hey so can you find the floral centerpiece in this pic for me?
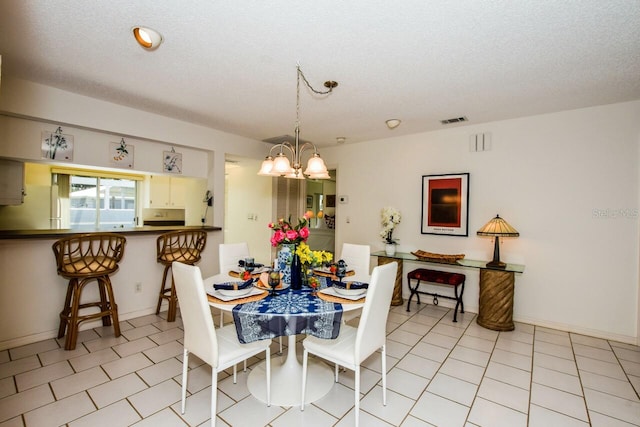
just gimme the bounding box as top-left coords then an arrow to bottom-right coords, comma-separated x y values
268,214 -> 311,247
296,242 -> 333,290
380,207 -> 401,255
268,214 -> 312,289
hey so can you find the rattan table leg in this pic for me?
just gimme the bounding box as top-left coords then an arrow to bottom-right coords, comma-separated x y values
378,256 -> 403,306
477,269 -> 515,331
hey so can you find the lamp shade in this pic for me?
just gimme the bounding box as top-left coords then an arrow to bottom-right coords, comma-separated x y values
477,215 -> 519,237
477,214 -> 519,269
304,153 -> 328,175
272,153 -> 292,175
257,156 -> 275,176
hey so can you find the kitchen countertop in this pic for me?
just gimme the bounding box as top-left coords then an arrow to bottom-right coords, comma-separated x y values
0,225 -> 221,240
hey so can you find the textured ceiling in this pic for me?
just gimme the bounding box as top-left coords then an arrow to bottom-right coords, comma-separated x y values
0,0 -> 639,147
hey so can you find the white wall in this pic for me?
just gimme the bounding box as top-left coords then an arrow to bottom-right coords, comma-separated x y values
323,101 -> 640,343
0,78 -> 274,349
224,157 -> 274,265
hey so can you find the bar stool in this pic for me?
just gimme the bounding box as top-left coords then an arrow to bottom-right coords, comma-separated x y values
53,233 -> 126,350
155,230 -> 207,322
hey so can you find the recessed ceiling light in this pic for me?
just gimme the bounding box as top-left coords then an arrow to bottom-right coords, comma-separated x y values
385,119 -> 401,130
132,26 -> 163,50
336,137 -> 346,144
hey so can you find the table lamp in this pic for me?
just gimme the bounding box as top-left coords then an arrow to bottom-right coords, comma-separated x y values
477,214 -> 519,269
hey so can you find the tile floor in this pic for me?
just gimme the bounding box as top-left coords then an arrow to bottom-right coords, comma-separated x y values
1,303 -> 640,426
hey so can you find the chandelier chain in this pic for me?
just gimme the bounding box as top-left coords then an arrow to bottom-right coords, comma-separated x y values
296,65 -> 335,127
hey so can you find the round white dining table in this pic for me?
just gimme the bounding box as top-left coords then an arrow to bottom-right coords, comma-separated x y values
203,275 -> 365,407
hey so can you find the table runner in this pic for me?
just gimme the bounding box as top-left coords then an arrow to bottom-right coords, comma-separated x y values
232,277 -> 343,343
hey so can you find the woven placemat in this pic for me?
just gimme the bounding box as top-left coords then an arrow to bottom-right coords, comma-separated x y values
207,290 -> 268,305
317,291 -> 365,304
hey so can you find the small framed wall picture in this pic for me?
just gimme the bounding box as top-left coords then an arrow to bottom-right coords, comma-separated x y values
109,138 -> 134,168
421,172 -> 470,236
163,149 -> 182,174
41,127 -> 74,162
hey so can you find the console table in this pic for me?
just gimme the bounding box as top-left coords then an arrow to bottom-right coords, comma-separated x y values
372,251 -> 525,331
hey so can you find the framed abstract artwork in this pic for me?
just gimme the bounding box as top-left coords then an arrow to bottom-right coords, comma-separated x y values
421,173 -> 470,236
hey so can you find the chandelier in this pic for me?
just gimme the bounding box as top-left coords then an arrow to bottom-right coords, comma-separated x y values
258,65 -> 337,179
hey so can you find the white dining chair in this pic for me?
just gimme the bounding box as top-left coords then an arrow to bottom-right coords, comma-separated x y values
300,261 -> 398,426
339,243 -> 371,324
211,242 -> 251,327
339,243 -> 371,282
213,242 -> 283,354
172,261 -> 271,425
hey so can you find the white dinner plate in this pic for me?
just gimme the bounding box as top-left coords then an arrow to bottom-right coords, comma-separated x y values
318,287 -> 366,301
207,287 -> 265,301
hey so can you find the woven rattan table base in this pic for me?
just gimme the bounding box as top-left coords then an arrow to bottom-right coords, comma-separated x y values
377,256 -> 404,306
477,269 -> 515,331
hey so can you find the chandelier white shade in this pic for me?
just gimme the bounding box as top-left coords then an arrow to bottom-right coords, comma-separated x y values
258,65 -> 336,179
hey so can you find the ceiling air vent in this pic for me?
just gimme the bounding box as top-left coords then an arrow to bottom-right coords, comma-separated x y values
441,116 -> 468,125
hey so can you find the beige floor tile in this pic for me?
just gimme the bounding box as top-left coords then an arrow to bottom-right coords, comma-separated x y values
426,372 -> 478,406
484,361 -> 531,390
583,387 -> 640,425
112,337 -> 157,358
39,346 -> 88,366
533,365 -> 582,395
410,391 -> 470,427
396,354 -> 441,380
121,324 -> 162,342
130,407 -> 188,427
0,377 -> 15,400
148,327 -> 184,345
50,366 -> 110,399
439,358 -> 485,384
23,391 -> 94,426
0,356 -> 41,379
534,340 -> 575,360
69,347 -> 120,372
421,332 -> 459,350
536,329 -> 571,345
531,383 -> 588,421
575,355 -> 627,380
142,340 -> 183,364
386,367 -> 430,400
467,397 -> 528,427
533,352 -> 577,375
271,404 -> 339,427
69,399 -> 141,427
217,393 -> 285,427
410,341 -> 452,363
477,377 -> 530,413
580,370 -> 639,401
88,373 -> 148,408
529,404 -> 589,427
457,334 -> 496,353
0,384 -> 54,423
449,345 -> 491,367
492,348 -> 532,371
15,360 -> 73,392
102,352 -> 153,379
8,339 -> 59,360
128,379 -> 182,418
137,357 -> 184,386
360,385 -> 415,426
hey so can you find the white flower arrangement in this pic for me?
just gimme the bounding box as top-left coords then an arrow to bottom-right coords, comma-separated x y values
380,207 -> 401,244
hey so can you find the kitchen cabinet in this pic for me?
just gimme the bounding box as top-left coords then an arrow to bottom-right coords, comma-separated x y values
149,175 -> 186,208
0,159 -> 25,205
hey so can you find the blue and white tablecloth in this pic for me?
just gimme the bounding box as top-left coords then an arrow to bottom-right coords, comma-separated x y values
231,277 -> 343,344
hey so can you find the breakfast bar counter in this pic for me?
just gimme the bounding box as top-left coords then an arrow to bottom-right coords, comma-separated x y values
0,225 -> 221,240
